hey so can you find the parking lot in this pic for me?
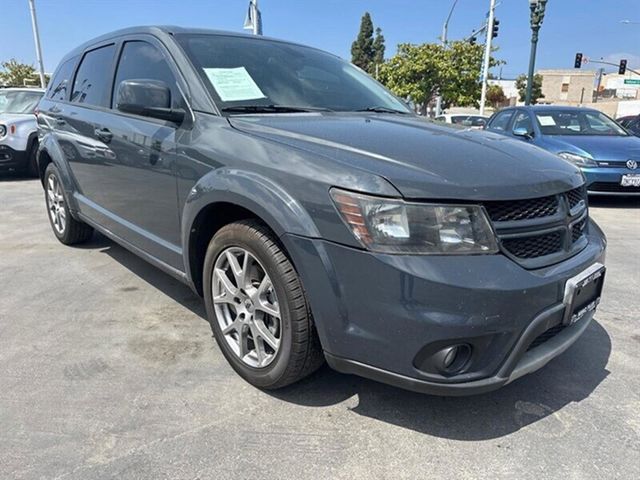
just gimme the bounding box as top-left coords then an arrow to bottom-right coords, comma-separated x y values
0,175 -> 638,480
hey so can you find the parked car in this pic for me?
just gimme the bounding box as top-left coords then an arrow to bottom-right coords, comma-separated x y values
435,113 -> 488,129
617,114 -> 640,136
37,27 -> 606,395
0,87 -> 45,175
486,106 -> 640,195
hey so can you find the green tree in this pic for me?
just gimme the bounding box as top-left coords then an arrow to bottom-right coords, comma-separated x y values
0,59 -> 44,87
486,84 -> 507,109
378,41 -> 500,112
516,74 -> 544,104
351,12 -> 376,73
372,27 -> 386,68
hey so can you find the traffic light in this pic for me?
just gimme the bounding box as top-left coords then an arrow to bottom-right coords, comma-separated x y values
469,36 -> 476,45
574,53 -> 583,69
492,19 -> 500,38
619,59 -> 627,75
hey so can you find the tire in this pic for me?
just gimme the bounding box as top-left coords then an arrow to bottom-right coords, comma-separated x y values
26,139 -> 39,177
203,219 -> 324,389
44,163 -> 93,245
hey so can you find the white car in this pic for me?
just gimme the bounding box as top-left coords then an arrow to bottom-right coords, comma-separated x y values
435,113 -> 489,129
0,87 -> 45,175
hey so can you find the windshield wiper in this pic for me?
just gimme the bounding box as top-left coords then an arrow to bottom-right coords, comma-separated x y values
356,106 -> 409,114
221,105 -> 332,114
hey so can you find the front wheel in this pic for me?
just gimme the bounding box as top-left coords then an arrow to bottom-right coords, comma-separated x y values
203,220 -> 324,389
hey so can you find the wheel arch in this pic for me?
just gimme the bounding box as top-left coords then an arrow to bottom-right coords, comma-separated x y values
37,134 -> 81,214
182,168 -> 320,296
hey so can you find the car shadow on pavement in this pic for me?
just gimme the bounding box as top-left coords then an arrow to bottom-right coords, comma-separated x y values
589,195 -> 640,208
268,321 -> 611,441
79,232 -> 207,320
84,233 -> 611,441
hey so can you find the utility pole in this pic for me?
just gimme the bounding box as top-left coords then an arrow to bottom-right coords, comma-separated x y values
525,0 -> 548,105
435,0 -> 460,117
28,0 -> 46,88
479,0 -> 496,116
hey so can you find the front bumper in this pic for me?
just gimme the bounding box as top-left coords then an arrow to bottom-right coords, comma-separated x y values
0,144 -> 28,171
283,219 -> 606,396
583,166 -> 640,195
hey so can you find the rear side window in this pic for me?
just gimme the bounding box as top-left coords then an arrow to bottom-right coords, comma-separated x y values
47,58 -> 76,101
71,45 -> 116,107
488,110 -> 514,131
112,41 -> 179,108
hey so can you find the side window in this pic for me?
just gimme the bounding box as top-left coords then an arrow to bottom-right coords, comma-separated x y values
47,58 -> 77,101
488,110 -> 514,131
71,44 -> 116,107
112,41 -> 180,109
512,111 -> 533,133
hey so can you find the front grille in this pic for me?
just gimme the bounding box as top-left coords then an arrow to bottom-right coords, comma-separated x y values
571,217 -> 587,243
567,185 -> 586,209
485,186 -> 588,268
485,195 -> 558,222
527,324 -> 567,351
502,231 -> 563,259
588,182 -> 640,193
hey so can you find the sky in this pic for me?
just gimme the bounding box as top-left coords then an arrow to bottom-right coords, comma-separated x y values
1,0 -> 639,79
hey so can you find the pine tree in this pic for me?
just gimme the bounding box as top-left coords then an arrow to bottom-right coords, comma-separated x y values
351,12 -> 375,73
373,27 -> 386,68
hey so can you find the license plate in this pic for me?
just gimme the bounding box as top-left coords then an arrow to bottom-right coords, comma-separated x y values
562,263 -> 606,325
621,174 -> 640,187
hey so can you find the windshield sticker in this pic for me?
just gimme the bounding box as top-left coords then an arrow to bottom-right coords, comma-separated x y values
537,115 -> 556,126
203,67 -> 266,102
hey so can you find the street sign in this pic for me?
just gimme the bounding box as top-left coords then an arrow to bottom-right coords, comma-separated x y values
624,79 -> 640,85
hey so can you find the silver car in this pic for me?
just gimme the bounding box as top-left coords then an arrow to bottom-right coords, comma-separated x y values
0,87 -> 45,175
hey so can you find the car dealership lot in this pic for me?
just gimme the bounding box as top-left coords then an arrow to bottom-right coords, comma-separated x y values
0,176 -> 638,480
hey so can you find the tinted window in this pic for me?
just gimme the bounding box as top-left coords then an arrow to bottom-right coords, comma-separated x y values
47,58 -> 77,101
71,45 -> 116,107
512,111 -> 533,133
112,41 -> 179,108
488,110 -> 514,131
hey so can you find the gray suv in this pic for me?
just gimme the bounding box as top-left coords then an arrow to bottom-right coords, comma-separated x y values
37,27 -> 607,395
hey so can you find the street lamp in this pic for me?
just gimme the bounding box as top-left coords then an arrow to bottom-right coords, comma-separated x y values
435,0 -> 460,117
525,0 -> 548,105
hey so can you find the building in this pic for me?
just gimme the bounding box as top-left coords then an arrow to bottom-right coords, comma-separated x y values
538,69 -> 596,104
488,79 -> 518,103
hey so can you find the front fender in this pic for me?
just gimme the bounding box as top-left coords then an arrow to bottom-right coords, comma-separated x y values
181,167 -> 321,282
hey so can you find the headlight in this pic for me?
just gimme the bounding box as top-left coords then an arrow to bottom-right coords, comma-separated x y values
330,188 -> 498,255
558,152 -> 597,167
0,125 -> 6,137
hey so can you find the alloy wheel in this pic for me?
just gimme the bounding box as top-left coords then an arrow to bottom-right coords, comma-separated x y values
212,247 -> 282,368
47,174 -> 66,234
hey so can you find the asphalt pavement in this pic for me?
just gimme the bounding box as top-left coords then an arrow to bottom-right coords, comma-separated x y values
1,174 -> 638,480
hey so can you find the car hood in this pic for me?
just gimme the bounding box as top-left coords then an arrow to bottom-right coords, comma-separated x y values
229,113 -> 584,200
541,134 -> 640,161
0,113 -> 35,125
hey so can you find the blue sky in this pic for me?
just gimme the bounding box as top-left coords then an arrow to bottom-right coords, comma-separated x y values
1,0 -> 638,78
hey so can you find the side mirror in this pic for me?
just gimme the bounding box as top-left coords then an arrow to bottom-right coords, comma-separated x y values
116,79 -> 185,124
513,127 -> 533,139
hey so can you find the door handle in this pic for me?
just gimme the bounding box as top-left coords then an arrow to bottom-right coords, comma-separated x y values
94,127 -> 113,143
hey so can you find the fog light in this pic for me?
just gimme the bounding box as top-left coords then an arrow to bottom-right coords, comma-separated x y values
433,344 -> 472,374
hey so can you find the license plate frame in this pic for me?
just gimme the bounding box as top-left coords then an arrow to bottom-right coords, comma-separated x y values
621,174 -> 640,187
562,262 -> 606,326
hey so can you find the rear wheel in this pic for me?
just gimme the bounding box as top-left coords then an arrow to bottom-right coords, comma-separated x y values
44,163 -> 93,245
203,220 -> 324,389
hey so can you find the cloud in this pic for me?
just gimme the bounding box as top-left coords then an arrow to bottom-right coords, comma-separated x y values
601,52 -> 640,69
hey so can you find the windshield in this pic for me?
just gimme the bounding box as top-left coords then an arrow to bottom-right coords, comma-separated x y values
0,90 -> 43,114
176,34 -> 411,114
535,110 -> 628,136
